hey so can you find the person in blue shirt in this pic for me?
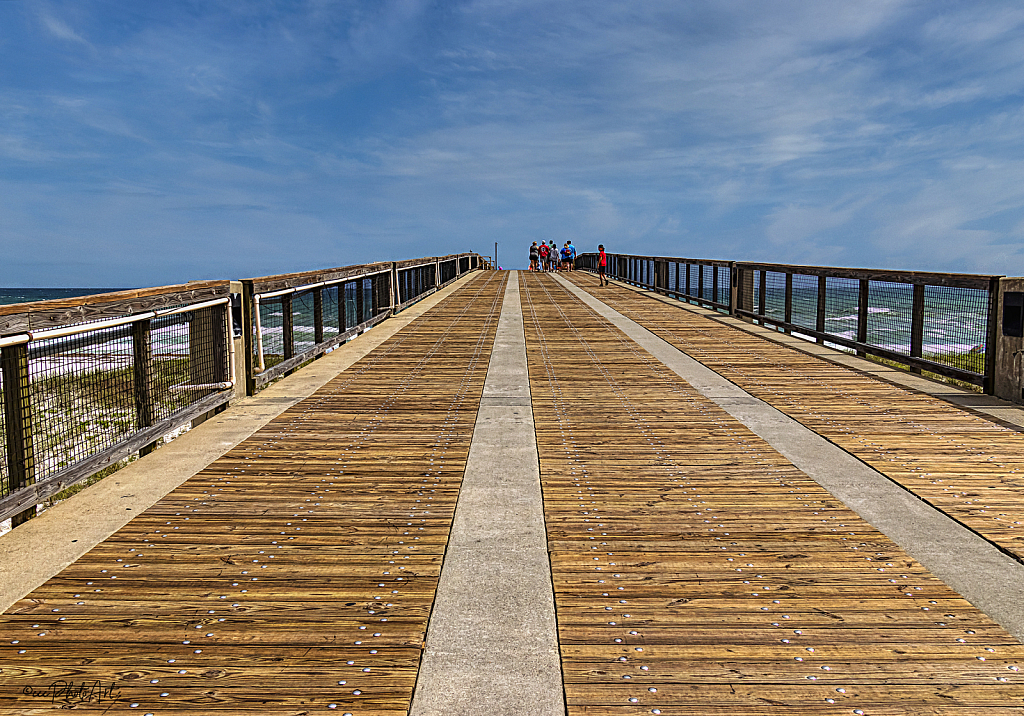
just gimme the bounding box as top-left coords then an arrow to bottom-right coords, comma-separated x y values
559,243 -> 571,270
566,240 -> 576,271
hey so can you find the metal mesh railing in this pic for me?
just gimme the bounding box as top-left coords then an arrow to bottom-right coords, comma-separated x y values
865,281 -> 914,353
343,282 -> 358,328
823,277 -> 860,352
790,274 -> 819,333
292,290 -> 317,357
1,296 -> 232,523
576,252 -> 999,388
922,285 -> 989,373
0,371 -> 6,490
323,285 -> 342,339
243,255 -> 482,391
716,265 -> 732,306
762,271 -> 786,323
151,307 -> 222,421
257,297 -> 286,370
29,326 -> 136,479
397,264 -> 439,307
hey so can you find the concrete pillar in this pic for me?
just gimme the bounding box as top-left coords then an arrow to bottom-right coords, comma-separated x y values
229,281 -> 246,402
994,277 -> 1024,405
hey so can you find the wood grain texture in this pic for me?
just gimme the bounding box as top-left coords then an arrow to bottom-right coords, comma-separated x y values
521,272 -> 1024,715
566,272 -> 1024,565
0,270 -> 508,713
0,282 -> 230,336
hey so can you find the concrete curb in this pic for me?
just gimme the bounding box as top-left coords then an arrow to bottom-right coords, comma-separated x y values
597,275 -> 1024,430
558,273 -> 1024,642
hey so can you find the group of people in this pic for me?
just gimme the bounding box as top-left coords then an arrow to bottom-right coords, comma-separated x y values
529,240 -> 576,272
527,241 -> 610,286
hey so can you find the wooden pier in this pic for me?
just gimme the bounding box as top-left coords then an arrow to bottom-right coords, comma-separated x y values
3,270 -> 1024,714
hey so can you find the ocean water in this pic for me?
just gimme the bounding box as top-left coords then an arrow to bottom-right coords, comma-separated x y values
760,282 -> 989,358
4,279 -> 988,371
1,285 -> 377,368
664,270 -> 989,370
0,288 -> 126,307
257,282 -> 377,359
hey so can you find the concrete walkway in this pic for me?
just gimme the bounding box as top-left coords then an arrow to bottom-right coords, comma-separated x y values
412,273 -> 564,716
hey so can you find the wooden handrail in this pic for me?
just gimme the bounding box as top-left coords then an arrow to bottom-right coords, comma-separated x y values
0,281 -> 230,336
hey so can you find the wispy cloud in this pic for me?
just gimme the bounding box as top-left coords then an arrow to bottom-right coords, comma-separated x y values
38,11 -> 89,45
1,0 -> 1023,285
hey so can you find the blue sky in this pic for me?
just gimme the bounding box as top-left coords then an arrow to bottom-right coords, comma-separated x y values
2,0 -> 1024,285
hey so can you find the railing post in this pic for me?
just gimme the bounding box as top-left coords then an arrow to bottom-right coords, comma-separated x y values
241,280 -> 256,396
856,279 -> 870,355
816,276 -> 827,343
356,278 -> 365,324
757,271 -> 766,319
729,264 -> 738,315
339,282 -> 349,335
281,294 -> 294,361
685,264 -> 691,300
390,262 -> 399,312
219,302 -> 231,383
435,258 -> 441,288
132,319 -> 157,456
784,273 -> 794,332
985,276 -> 1000,395
910,283 -> 925,374
698,265 -> 705,303
2,343 -> 35,527
712,266 -> 719,306
737,265 -> 754,318
313,287 -> 324,346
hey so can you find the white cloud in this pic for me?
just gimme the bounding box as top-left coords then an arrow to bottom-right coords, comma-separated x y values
39,11 -> 88,45
4,0 -> 1024,282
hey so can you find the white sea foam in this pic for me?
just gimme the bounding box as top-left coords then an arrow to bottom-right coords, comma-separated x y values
827,306 -> 893,322
876,342 -> 984,355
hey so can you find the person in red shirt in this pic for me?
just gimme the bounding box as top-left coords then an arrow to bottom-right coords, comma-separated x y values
538,241 -> 549,271
598,244 -> 609,286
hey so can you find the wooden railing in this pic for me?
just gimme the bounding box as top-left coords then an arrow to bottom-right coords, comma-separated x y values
241,253 -> 481,392
0,253 -> 484,530
577,253 -> 1002,392
0,282 -> 233,526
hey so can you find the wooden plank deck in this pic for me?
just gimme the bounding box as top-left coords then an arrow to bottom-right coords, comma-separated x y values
522,273 -> 1024,715
0,271 -> 508,714
563,272 -> 1024,564
2,268 -> 1024,714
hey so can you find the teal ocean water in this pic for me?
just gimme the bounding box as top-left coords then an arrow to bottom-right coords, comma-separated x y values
0,288 -> 125,307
